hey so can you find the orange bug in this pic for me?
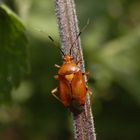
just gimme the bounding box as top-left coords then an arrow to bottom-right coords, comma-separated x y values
51,46 -> 91,114
50,20 -> 91,114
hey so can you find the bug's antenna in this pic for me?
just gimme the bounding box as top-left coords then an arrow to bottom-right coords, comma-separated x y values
27,27 -> 65,56
48,36 -> 65,57
60,49 -> 65,57
69,19 -> 90,55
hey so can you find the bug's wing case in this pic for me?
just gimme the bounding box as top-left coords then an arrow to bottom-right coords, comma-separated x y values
59,76 -> 72,107
71,71 -> 87,105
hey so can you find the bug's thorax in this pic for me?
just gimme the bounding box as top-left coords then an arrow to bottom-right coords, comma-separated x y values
58,55 -> 80,76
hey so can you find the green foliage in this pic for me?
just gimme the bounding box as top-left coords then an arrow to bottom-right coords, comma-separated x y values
0,0 -> 140,140
0,5 -> 29,100
86,26 -> 140,103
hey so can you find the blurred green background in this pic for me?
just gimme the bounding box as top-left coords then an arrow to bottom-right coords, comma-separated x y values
0,0 -> 140,140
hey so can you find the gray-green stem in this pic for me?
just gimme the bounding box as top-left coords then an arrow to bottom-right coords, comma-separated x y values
55,0 -> 96,139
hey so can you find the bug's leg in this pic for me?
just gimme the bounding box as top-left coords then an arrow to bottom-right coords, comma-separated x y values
87,88 -> 92,96
51,87 -> 63,103
54,75 -> 59,80
51,87 -> 58,93
54,64 -> 61,68
85,71 -> 90,81
82,71 -> 89,76
82,71 -> 90,82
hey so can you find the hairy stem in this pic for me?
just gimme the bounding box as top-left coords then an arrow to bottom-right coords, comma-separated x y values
55,0 -> 96,139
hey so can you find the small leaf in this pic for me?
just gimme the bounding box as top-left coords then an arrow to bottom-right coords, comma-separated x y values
0,4 -> 29,100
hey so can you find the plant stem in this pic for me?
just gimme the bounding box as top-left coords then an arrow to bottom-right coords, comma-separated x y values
55,0 -> 96,139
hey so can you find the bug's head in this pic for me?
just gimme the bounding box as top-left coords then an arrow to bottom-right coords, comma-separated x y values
63,55 -> 73,63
